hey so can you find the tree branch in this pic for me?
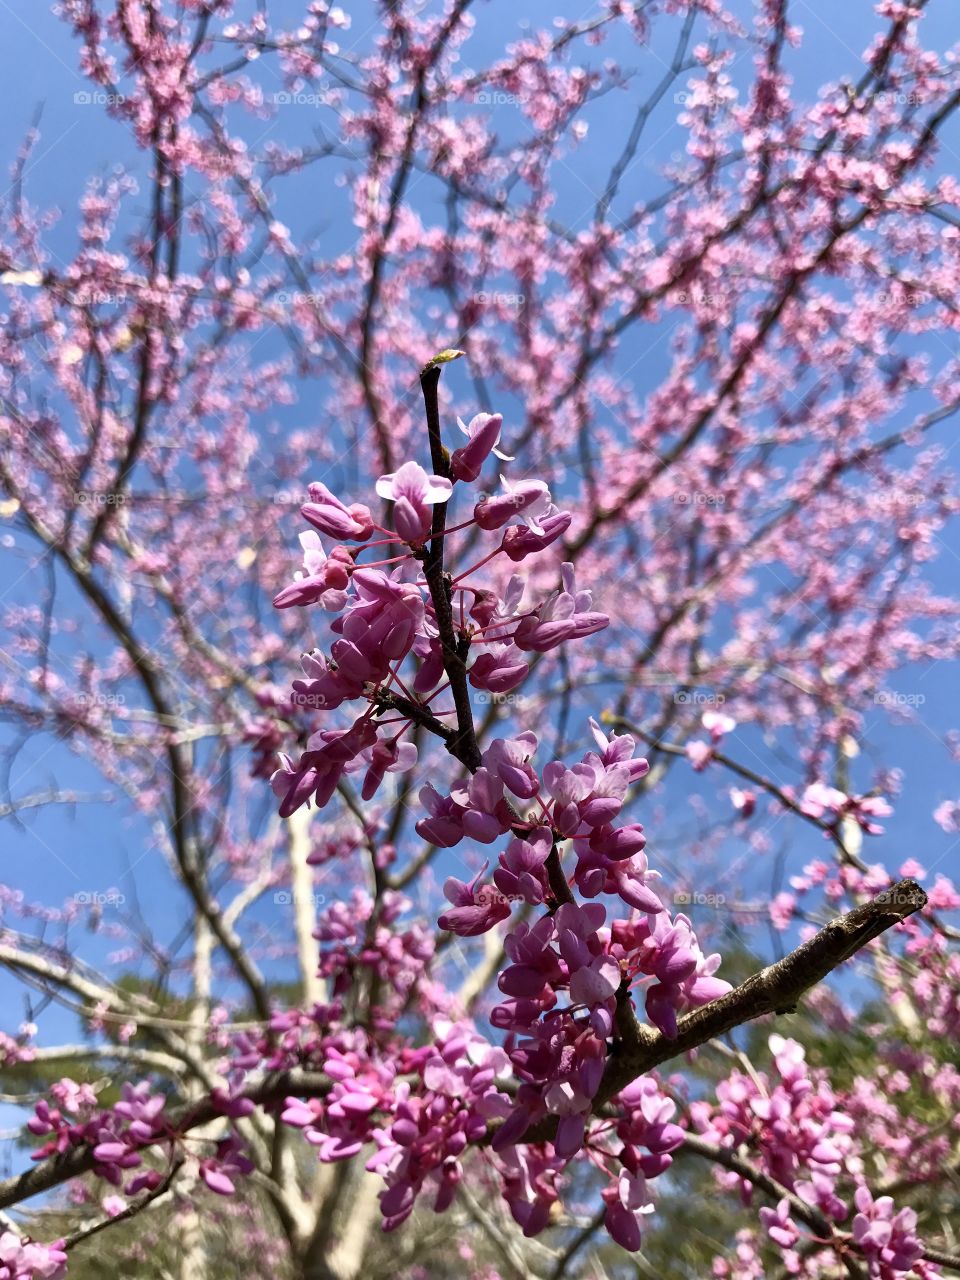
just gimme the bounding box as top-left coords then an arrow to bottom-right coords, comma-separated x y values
496,879 -> 927,1143
418,360 -> 481,771
0,1070 -> 331,1212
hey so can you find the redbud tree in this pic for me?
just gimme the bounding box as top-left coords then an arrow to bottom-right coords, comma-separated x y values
0,2 -> 959,1279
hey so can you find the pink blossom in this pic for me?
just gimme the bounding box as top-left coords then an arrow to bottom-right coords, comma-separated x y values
602,1168 -> 655,1252
494,828 -> 552,905
360,736 -> 418,801
801,782 -> 848,819
301,481 -> 374,541
468,643 -> 529,693
636,912 -> 732,1038
450,412 -> 506,482
770,892 -> 796,931
500,509 -> 572,561
702,710 -> 736,740
933,799 -> 960,833
851,1186 -> 923,1275
375,461 -> 452,544
731,787 -> 757,818
474,477 -> 550,531
0,1233 -> 67,1280
482,733 -> 540,799
199,1135 -> 254,1196
513,564 -> 608,652
686,740 -> 713,771
273,532 -> 352,610
759,1198 -> 800,1251
438,866 -> 511,937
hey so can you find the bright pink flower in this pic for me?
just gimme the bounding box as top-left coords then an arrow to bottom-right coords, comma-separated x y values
199,1134 -> 254,1196
494,828 -> 552,905
474,477 -> 550,531
759,1198 -> 800,1250
468,643 -> 529,692
376,461 -> 452,543
501,508 -> 572,561
360,736 -> 418,801
0,1232 -> 67,1280
301,481 -> 374,540
851,1186 -> 923,1273
800,782 -> 847,819
514,564 -> 609,652
636,912 -> 731,1038
702,710 -> 736,740
770,892 -> 796,931
577,841 -> 664,914
730,787 -> 756,817
933,799 -> 960,833
449,767 -> 513,842
450,411 -> 505,482
615,1077 -> 685,1163
415,783 -> 468,847
686,740 -> 713,771
438,866 -> 511,936
498,916 -> 564,999
273,532 -> 352,610
602,1168 -> 655,1252
272,718 -> 377,816
482,732 -> 540,799
801,783 -> 892,835
851,794 -> 893,835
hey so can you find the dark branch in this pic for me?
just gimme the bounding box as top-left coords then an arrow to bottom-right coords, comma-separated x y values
418,360 -> 482,771
0,1071 -> 330,1212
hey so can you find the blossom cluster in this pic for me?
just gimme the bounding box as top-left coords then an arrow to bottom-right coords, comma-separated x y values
0,1234 -> 67,1280
431,721 -> 658,923
26,1078 -> 251,1201
276,1014 -> 689,1254
269,411 -> 603,819
695,1035 -> 930,1278
265,398 -> 734,1249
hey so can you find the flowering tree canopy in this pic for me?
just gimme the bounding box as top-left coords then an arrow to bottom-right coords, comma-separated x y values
1,1 -> 959,1278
